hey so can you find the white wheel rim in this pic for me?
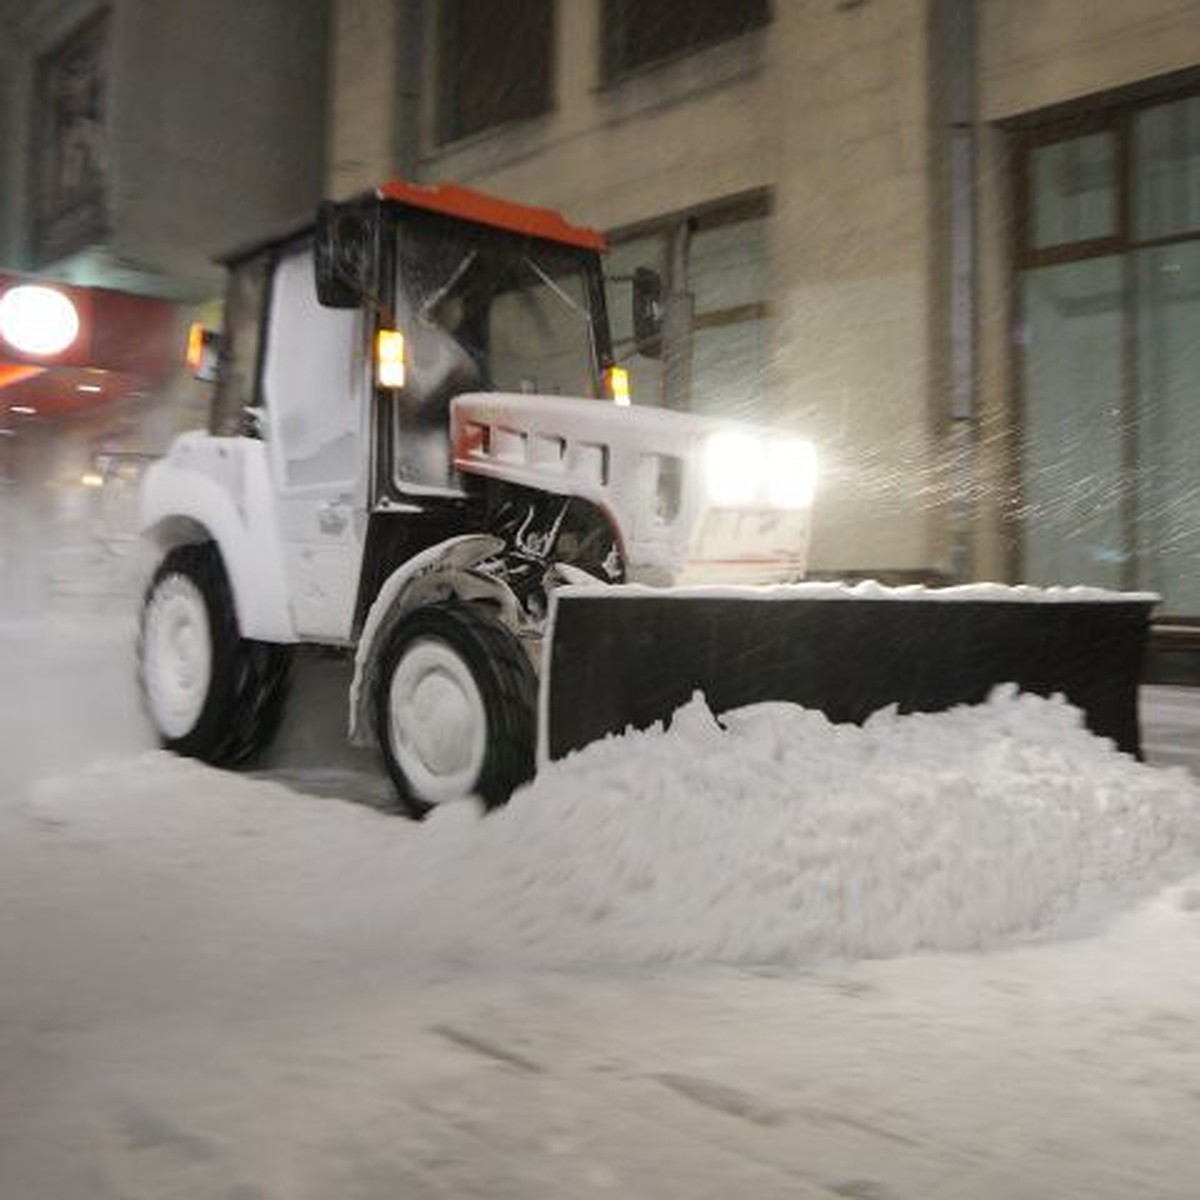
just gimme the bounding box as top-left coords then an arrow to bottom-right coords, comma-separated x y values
387,636 -> 488,805
142,574 -> 213,739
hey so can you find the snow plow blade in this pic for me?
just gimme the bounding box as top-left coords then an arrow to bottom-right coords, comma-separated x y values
542,585 -> 1156,762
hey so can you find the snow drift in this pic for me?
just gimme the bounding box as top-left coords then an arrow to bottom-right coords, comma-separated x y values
24,686 -> 1200,971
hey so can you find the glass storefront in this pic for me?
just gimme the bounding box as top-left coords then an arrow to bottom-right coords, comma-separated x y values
1018,95 -> 1200,614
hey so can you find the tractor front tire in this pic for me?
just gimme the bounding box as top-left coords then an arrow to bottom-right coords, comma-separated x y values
138,543 -> 292,766
376,602 -> 537,819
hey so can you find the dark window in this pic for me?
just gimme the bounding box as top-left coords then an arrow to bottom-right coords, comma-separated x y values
602,0 -> 769,81
211,253 -> 270,437
438,0 -> 554,142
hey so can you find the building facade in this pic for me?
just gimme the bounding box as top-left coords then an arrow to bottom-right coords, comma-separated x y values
977,0 -> 1200,673
1,0 -> 330,296
1,0 -> 329,442
4,0 -> 1197,667
0,0 -> 329,610
324,0 -> 1200,672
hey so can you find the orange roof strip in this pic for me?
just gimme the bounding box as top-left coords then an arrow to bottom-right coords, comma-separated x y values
378,180 -> 607,252
0,364 -> 46,389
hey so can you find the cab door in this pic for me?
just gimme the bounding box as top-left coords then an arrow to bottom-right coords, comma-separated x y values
260,244 -> 368,642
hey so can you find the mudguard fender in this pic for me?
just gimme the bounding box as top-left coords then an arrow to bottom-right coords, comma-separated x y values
139,437 -> 296,642
348,534 -> 517,746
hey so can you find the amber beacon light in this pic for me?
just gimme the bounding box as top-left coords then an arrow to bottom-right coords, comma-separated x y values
376,329 -> 406,388
604,365 -> 631,406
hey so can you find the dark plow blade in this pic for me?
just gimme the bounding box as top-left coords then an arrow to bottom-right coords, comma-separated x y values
544,592 -> 1155,762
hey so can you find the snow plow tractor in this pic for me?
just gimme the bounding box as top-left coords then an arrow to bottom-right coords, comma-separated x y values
137,180 -> 818,815
138,180 -> 1154,817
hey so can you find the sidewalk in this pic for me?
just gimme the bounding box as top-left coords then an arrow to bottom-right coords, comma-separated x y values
1142,684 -> 1200,775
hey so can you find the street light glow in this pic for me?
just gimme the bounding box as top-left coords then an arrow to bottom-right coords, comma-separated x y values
0,285 -> 80,357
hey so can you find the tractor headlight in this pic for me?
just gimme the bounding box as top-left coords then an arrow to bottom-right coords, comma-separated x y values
702,431 -> 817,508
766,437 -> 818,508
702,431 -> 763,507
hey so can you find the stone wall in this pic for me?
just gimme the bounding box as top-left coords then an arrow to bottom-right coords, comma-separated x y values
769,0 -> 939,574
326,0 -> 944,577
979,0 -> 1200,121
1,0 -> 330,297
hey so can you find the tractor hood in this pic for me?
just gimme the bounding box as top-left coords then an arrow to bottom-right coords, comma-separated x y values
450,392 -> 818,586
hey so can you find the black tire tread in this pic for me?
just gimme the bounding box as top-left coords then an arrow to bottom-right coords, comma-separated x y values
138,543 -> 292,767
376,601 -> 536,817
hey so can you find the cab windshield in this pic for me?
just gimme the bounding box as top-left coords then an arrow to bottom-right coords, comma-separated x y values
392,207 -> 607,404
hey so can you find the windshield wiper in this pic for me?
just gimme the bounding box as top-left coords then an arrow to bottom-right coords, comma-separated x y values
419,249 -> 479,320
522,254 -> 600,389
524,255 -> 588,320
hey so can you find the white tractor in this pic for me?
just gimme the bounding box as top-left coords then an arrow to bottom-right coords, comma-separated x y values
137,181 -> 817,816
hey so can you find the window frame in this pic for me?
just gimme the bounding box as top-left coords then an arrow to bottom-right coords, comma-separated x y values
605,191 -> 772,411
1014,89 -> 1200,269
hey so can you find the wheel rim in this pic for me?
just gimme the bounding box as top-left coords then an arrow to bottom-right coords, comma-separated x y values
387,636 -> 488,805
142,573 -> 213,739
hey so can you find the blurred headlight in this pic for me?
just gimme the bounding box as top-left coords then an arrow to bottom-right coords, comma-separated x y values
702,431 -> 764,507
767,437 -> 818,508
702,430 -> 818,508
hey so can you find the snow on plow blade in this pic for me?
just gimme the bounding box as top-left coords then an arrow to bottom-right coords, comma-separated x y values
542,584 -> 1156,762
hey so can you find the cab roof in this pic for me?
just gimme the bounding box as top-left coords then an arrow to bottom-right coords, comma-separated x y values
376,179 -> 607,253
218,179 -> 608,266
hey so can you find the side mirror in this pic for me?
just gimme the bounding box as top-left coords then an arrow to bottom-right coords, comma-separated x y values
314,201 -> 370,308
632,266 -> 663,359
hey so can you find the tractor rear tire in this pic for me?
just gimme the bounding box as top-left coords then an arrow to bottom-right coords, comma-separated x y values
138,543 -> 292,766
376,601 -> 537,819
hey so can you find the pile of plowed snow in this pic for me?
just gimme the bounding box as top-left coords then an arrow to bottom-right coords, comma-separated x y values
421,688 -> 1200,965
25,689 -> 1200,969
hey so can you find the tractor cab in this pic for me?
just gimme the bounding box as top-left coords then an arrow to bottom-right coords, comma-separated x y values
186,180 -> 661,646
210,181 -> 628,495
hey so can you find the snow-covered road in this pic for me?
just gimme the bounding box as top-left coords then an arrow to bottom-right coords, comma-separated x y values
2,609 -> 1199,1199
